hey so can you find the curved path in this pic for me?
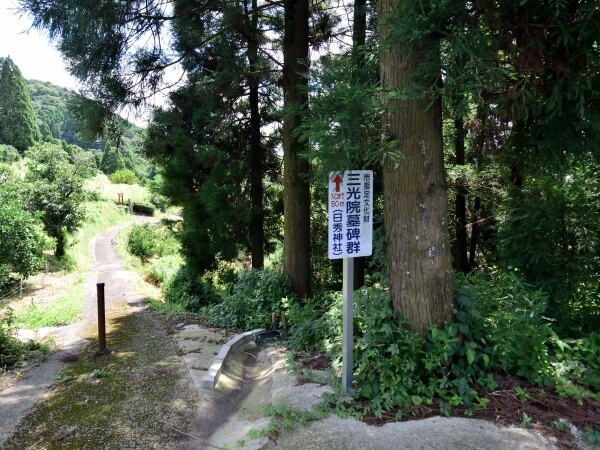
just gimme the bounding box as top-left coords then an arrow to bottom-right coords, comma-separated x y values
0,220 -> 161,445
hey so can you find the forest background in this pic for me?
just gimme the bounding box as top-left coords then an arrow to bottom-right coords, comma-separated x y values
0,0 -> 599,442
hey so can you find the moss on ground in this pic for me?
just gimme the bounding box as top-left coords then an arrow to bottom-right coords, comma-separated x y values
2,307 -> 197,449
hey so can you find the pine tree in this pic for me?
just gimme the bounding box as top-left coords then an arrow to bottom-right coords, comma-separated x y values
20,0 -> 283,276
0,57 -> 41,152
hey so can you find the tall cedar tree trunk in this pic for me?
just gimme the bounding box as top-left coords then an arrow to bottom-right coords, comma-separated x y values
247,0 -> 264,268
352,0 -> 367,65
454,116 -> 470,273
283,0 -> 311,297
352,0 -> 368,289
379,0 -> 454,335
469,106 -> 486,268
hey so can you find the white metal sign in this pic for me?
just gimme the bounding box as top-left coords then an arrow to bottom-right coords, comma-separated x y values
328,170 -> 373,259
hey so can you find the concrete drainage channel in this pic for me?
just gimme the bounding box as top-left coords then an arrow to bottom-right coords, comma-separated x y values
202,328 -> 266,389
171,325 -> 561,450
173,325 -> 286,394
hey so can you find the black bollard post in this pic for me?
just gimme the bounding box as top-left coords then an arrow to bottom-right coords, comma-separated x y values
97,282 -> 106,353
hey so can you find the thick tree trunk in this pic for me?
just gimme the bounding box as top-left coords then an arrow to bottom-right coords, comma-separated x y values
352,0 -> 367,66
283,0 -> 311,297
352,0 -> 368,289
453,116 -> 470,273
379,0 -> 454,335
248,0 -> 264,269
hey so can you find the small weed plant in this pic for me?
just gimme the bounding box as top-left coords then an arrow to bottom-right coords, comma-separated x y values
0,307 -> 49,369
285,292 -> 342,356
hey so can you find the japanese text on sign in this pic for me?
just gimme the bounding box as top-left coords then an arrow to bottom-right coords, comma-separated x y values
328,170 -> 373,259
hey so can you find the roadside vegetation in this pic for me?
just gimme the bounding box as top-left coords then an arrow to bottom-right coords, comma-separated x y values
0,169 -> 161,370
0,56 -> 161,371
121,215 -> 600,445
1,0 -> 600,446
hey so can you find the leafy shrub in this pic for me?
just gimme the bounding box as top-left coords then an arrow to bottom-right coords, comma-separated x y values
497,159 -> 600,333
0,308 -> 24,369
0,190 -> 46,289
163,267 -> 218,312
353,287 -> 429,411
146,254 -> 183,287
110,168 -> 138,185
147,174 -> 171,212
127,225 -> 156,262
459,270 -> 557,384
201,269 -> 294,330
286,293 -> 342,357
351,285 -> 496,415
0,144 -> 20,163
552,332 -> 600,391
148,191 -> 170,212
127,222 -> 179,262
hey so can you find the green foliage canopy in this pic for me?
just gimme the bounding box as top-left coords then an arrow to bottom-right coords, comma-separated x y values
0,57 -> 41,152
22,142 -> 86,257
110,168 -> 138,185
0,166 -> 46,287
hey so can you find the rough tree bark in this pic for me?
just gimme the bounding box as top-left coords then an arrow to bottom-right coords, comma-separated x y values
283,0 -> 311,297
247,0 -> 264,269
379,0 -> 454,335
352,0 -> 368,289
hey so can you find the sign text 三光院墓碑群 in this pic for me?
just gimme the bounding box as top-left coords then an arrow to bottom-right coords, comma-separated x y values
328,170 -> 373,259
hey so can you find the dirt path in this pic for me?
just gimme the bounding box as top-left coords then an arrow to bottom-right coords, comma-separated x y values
0,222 -> 200,449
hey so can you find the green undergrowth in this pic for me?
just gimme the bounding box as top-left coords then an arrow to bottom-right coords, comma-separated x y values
3,311 -> 196,449
236,405 -> 328,449
303,273 -> 600,444
120,221 -> 297,330
0,308 -> 50,370
117,222 -> 600,442
12,278 -> 86,329
198,268 -> 294,330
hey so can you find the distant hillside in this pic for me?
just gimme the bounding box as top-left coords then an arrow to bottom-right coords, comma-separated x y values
26,79 -> 102,150
25,79 -> 152,180
0,55 -> 152,180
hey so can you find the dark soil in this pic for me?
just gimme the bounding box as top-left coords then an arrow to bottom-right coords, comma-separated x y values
355,375 -> 600,450
295,351 -> 331,371
293,351 -> 599,449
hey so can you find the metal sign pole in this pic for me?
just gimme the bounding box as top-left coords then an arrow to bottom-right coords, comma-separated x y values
342,257 -> 354,392
328,170 -> 372,392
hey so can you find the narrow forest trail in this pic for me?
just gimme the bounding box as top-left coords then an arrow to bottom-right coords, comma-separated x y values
0,219 -> 200,448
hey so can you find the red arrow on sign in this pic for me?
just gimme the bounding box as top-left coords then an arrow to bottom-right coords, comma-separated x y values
332,174 -> 343,192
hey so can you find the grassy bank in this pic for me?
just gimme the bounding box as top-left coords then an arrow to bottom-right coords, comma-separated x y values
8,174 -> 150,330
